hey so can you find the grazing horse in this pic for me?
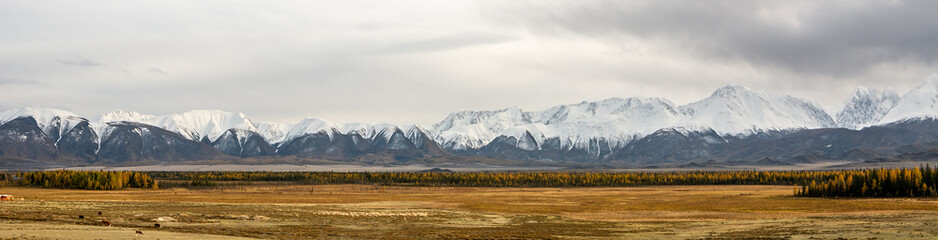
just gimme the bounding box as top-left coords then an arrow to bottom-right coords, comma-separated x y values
154,223 -> 161,228
101,219 -> 111,226
78,215 -> 84,219
135,230 -> 144,236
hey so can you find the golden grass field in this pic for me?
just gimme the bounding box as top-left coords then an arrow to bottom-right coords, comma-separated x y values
1,184 -> 938,239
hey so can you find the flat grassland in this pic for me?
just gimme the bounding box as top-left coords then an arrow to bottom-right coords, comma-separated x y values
1,185 -> 938,239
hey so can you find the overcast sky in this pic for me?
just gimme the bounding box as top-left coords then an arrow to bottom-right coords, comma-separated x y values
1,0 -> 936,124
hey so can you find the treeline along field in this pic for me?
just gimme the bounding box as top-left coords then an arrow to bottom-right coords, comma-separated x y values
146,167 -> 938,197
797,167 -> 938,197
4,168 -> 938,197
148,171 -> 833,187
1,170 -> 157,190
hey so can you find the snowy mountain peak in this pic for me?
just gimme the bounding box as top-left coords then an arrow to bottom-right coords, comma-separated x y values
278,118 -> 413,144
678,85 -> 835,135
432,107 -> 533,150
94,109 -> 267,143
98,110 -> 154,123
343,123 -> 399,140
925,73 -> 938,86
282,118 -> 339,142
433,96 -> 687,152
836,87 -> 899,129
711,84 -> 755,97
878,73 -> 938,124
443,107 -> 527,121
146,109 -> 258,141
0,107 -> 89,141
853,86 -> 872,95
0,107 -> 84,125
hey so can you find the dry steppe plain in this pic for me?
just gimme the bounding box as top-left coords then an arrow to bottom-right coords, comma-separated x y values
1,184 -> 938,239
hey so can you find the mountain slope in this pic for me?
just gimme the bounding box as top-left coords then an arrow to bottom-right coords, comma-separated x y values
95,122 -> 232,163
0,116 -> 62,162
432,107 -> 531,151
277,119 -> 446,161
256,122 -> 291,144
98,110 -> 154,123
432,98 -> 684,153
144,110 -> 259,142
836,87 -> 900,129
678,85 -> 836,135
100,109 -> 261,143
433,85 -> 837,161
0,107 -> 91,145
879,74 -> 938,124
98,109 -> 279,157
530,97 -> 682,150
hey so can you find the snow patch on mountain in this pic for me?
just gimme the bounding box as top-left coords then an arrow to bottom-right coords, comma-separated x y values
98,110 -> 154,123
140,110 -> 258,142
404,125 -> 436,147
432,107 -> 531,151
499,127 -> 543,151
255,122 -> 291,144
282,118 -> 340,141
279,118 -> 423,145
530,97 -> 681,149
343,123 -> 399,140
879,74 -> 938,124
678,85 -> 836,135
836,87 -> 900,129
0,107 -> 89,142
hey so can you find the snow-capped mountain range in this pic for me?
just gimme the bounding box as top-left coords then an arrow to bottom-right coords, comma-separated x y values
431,84 -> 838,153
3,73 -> 938,165
98,109 -> 261,143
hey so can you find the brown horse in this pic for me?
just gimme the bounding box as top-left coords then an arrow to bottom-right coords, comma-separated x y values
101,219 -> 111,226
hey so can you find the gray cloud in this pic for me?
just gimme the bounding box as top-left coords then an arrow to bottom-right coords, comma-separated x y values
147,68 -> 168,75
0,1 -> 934,124
486,0 -> 938,77
58,58 -> 102,67
376,33 -> 517,55
0,76 -> 43,85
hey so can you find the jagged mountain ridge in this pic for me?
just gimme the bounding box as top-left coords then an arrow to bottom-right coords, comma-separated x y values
836,87 -> 900,130
99,109 -> 259,143
433,85 -> 836,158
1,108 -> 447,164
0,107 -> 91,147
879,74 -> 938,124
4,74 -> 938,166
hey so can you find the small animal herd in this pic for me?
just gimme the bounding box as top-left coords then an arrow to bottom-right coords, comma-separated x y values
76,211 -> 160,237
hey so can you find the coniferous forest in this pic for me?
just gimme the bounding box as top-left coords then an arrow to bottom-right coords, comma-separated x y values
796,167 -> 938,197
2,170 -> 157,190
3,167 -> 938,197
